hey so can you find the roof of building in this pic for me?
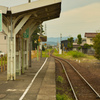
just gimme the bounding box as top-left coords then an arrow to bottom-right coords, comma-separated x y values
85,33 -> 98,38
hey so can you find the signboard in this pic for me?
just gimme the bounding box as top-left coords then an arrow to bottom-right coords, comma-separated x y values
44,43 -> 47,48
0,10 -> 2,32
23,28 -> 29,38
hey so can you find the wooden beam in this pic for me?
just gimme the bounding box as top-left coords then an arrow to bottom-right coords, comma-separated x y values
2,23 -> 8,35
19,19 -> 35,35
14,15 -> 31,35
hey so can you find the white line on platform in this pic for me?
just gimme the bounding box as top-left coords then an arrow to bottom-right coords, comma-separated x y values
19,58 -> 48,100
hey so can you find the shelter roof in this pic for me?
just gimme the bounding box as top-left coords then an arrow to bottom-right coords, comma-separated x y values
0,5 -> 8,14
10,0 -> 61,14
1,0 -> 61,20
1,0 -> 61,27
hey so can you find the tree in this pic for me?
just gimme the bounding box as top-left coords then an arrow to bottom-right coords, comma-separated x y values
67,37 -> 73,50
31,24 -> 44,50
93,33 -> 100,60
77,34 -> 82,50
84,43 -> 90,49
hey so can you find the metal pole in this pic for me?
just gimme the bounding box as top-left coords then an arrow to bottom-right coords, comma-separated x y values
37,46 -> 39,61
40,24 -> 42,58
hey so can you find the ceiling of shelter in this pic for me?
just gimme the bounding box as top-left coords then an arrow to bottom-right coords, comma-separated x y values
1,0 -> 61,35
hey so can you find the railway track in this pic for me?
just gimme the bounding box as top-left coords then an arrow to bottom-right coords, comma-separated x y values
53,56 -> 100,100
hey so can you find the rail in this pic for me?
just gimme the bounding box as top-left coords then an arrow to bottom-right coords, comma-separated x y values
53,55 -> 100,99
55,58 -> 78,100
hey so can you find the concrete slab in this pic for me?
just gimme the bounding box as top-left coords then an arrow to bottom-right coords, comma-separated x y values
36,57 -> 56,100
0,57 -> 56,100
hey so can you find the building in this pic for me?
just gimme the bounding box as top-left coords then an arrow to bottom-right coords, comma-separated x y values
85,33 -> 98,45
61,40 -> 68,51
0,32 -> 7,54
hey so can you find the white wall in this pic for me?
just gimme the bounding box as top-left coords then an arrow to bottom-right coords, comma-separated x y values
86,37 -> 93,45
0,32 -> 7,54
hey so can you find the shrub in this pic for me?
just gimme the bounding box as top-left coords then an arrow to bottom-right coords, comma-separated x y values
57,76 -> 63,83
67,51 -> 85,58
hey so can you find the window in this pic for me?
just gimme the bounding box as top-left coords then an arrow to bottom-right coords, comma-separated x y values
90,39 -> 93,43
4,36 -> 6,40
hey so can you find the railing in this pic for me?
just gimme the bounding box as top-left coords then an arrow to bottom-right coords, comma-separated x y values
0,55 -> 7,72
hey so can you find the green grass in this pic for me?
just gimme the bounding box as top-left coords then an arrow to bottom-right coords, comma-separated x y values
57,76 -> 63,83
0,56 -> 7,66
0,61 -> 7,66
42,50 -> 49,57
53,49 -> 97,62
42,49 -> 53,57
56,87 -> 64,91
67,51 -> 85,58
56,93 -> 73,100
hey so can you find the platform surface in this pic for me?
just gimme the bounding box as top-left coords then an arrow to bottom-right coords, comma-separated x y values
0,57 -> 56,100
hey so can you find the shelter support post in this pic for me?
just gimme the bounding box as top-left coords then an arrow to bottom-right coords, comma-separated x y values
7,33 -> 16,80
28,23 -> 39,67
16,37 -> 21,75
26,39 -> 29,69
29,38 -> 32,67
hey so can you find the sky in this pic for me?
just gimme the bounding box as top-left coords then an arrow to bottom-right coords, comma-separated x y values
0,0 -> 100,38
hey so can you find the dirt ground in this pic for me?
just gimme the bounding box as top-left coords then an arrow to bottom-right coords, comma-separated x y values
68,59 -> 100,93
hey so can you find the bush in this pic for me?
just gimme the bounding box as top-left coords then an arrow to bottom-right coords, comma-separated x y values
0,55 -> 7,61
78,46 -> 81,50
67,51 -> 85,58
57,76 -> 63,83
84,43 -> 91,49
54,49 -> 58,53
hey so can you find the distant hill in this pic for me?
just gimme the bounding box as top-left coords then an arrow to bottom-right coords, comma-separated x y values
43,37 -> 76,46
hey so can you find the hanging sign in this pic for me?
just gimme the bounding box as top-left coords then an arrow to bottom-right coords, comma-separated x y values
0,10 -> 2,32
23,28 -> 29,38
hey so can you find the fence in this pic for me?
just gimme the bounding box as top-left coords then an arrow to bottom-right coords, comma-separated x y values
0,51 -> 37,73
0,55 -> 7,72
31,50 -> 37,59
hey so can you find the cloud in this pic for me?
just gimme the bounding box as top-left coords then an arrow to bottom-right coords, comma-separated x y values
45,3 -> 100,37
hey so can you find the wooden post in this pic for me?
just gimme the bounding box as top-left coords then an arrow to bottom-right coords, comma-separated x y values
49,49 -> 50,57
4,55 -> 5,71
1,55 -> 3,72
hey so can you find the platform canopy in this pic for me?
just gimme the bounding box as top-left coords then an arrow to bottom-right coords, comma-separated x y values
0,0 -> 61,80
2,0 -> 61,25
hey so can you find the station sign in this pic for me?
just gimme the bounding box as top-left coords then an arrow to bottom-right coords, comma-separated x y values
23,28 -> 29,38
0,10 -> 2,32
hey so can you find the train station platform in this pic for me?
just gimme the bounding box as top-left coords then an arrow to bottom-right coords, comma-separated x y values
0,57 -> 56,100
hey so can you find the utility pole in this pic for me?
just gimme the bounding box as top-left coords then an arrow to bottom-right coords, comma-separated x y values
28,0 -> 31,3
60,33 -> 62,45
59,33 -> 62,54
40,24 -> 42,58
